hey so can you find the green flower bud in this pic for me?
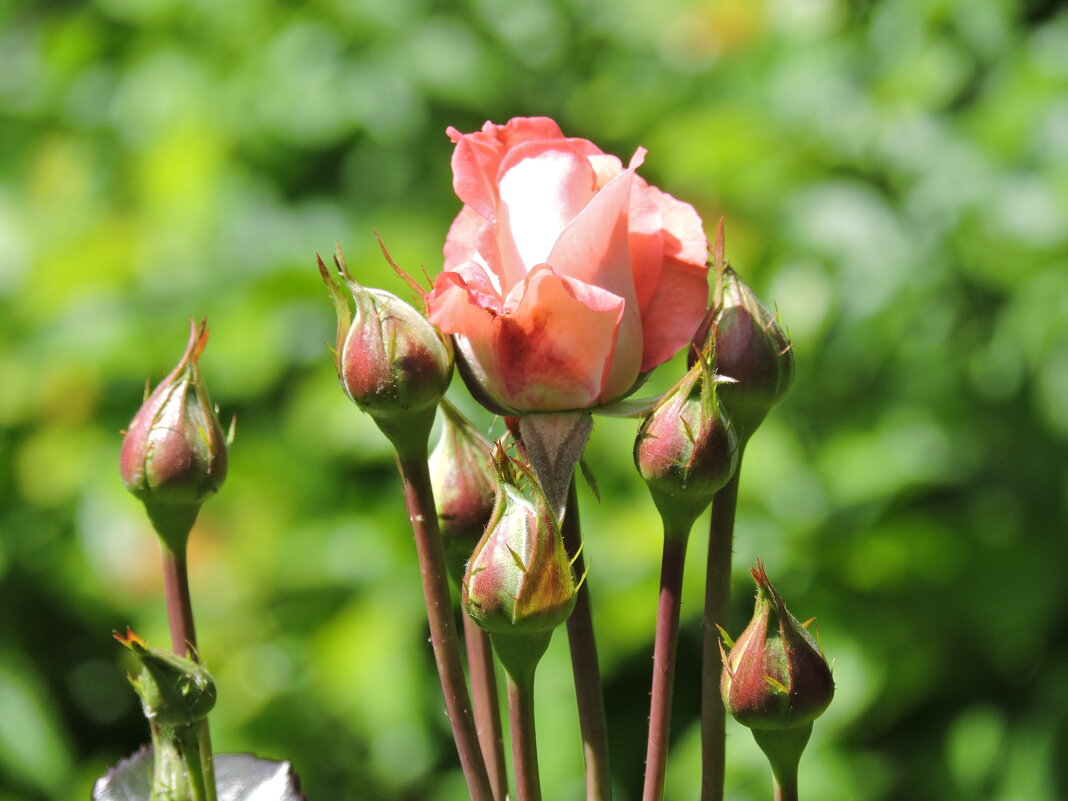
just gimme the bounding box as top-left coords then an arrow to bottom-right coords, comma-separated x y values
721,562 -> 833,732
635,355 -> 739,532
119,320 -> 228,549
704,268 -> 794,443
429,401 -> 497,585
463,462 -> 577,639
115,629 -> 217,730
319,247 -> 453,424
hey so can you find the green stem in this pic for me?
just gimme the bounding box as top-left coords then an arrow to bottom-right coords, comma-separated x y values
197,724 -> 217,801
751,725 -> 809,801
506,672 -> 542,801
774,776 -> 800,801
149,722 -> 189,801
700,456 -> 743,801
641,528 -> 690,801
175,723 -> 216,801
395,449 -> 494,801
561,479 -> 612,801
463,615 -> 510,801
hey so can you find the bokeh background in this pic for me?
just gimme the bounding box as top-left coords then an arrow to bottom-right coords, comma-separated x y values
3,0 -> 1068,799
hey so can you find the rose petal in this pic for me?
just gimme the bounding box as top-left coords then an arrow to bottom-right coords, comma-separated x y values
430,265 -> 627,411
645,184 -> 707,266
638,255 -> 711,372
545,164 -> 644,400
444,205 -> 485,272
497,141 -> 601,274
628,174 -> 666,315
447,118 -> 569,220
492,266 -> 626,410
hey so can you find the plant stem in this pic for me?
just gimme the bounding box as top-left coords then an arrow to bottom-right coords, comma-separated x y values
751,725 -> 809,801
160,544 -> 198,657
507,672 -> 542,801
561,479 -> 613,801
149,722 -> 190,801
700,461 -> 743,801
641,529 -> 690,801
177,725 -> 213,801
197,723 -> 217,801
395,450 -> 494,801
463,615 -> 509,801
774,777 -> 799,801
157,527 -> 218,801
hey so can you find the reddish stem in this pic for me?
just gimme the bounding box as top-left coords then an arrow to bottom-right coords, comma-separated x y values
642,531 -> 689,801
160,544 -> 197,657
561,480 -> 613,801
700,466 -> 742,801
463,615 -> 509,801
396,452 -> 494,801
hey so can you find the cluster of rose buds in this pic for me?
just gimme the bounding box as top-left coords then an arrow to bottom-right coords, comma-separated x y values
109,116 -> 832,801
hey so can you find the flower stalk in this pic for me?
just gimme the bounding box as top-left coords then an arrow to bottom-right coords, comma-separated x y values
395,448 -> 496,801
699,464 -> 742,801
463,615 -> 510,801
320,245 -> 493,801
561,478 -> 612,801
641,528 -> 688,801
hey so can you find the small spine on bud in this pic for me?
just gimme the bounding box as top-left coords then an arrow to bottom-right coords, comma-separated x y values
462,454 -> 577,681
319,245 -> 453,455
697,265 -> 794,445
429,401 -> 497,585
634,353 -> 739,533
119,320 -> 229,549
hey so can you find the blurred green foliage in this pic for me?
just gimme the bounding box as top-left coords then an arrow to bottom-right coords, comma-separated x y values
1,0 -> 1067,799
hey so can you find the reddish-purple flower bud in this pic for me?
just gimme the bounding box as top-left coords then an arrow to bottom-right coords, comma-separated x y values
634,355 -> 739,531
462,459 -> 577,640
429,402 -> 497,584
319,248 -> 452,423
120,320 -> 228,513
698,267 -> 794,444
721,561 -> 834,732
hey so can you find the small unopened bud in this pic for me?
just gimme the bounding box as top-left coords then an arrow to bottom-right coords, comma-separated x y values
463,457 -> 577,679
701,267 -> 794,444
635,355 -> 739,532
721,561 -> 833,732
319,247 -> 452,444
429,401 -> 497,584
120,320 -> 228,547
115,629 -> 217,730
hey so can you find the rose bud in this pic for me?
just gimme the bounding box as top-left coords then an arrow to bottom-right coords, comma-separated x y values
699,267 -> 794,444
115,629 -> 217,730
120,320 -> 228,547
426,117 -> 710,414
462,456 -> 577,679
721,561 -> 834,732
634,354 -> 739,532
429,401 -> 497,585
319,246 -> 453,453
721,562 -> 833,794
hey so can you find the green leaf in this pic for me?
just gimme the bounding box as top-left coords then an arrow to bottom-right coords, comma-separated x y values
92,748 -> 307,801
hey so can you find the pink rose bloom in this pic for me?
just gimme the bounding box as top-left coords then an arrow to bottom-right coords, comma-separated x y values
426,117 -> 709,413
